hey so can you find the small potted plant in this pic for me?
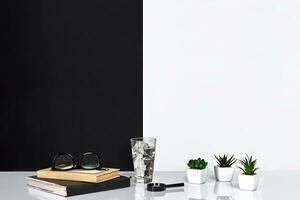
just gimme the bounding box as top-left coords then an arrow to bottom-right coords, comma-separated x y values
187,157 -> 208,184
237,154 -> 259,191
214,154 -> 237,182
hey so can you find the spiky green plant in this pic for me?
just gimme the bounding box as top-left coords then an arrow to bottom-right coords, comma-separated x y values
187,158 -> 208,170
237,154 -> 258,175
215,154 -> 237,167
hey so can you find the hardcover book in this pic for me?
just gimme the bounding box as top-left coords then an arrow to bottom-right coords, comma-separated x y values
27,175 -> 130,197
37,168 -> 119,183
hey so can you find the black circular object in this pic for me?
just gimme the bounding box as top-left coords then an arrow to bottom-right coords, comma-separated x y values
147,183 -> 167,191
147,183 -> 184,192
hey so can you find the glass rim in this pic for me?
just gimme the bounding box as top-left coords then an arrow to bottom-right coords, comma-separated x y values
130,137 -> 156,141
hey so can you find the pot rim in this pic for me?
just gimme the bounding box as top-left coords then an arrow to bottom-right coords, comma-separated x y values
187,167 -> 207,171
239,173 -> 258,176
214,165 -> 234,168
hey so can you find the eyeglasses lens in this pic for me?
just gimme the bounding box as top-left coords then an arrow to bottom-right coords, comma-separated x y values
54,154 -> 74,170
81,154 -> 100,169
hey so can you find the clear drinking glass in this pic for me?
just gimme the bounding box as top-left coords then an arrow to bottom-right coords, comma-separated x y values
130,137 -> 156,183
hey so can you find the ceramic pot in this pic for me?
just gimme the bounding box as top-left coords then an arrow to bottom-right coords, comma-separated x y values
238,174 -> 259,191
214,166 -> 235,182
187,168 -> 207,184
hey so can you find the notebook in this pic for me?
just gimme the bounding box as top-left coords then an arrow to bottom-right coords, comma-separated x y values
27,175 -> 130,197
37,168 -> 119,183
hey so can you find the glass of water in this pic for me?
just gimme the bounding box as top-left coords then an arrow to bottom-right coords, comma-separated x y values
130,137 -> 156,183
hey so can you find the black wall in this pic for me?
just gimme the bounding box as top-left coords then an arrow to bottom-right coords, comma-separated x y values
0,1 -> 142,170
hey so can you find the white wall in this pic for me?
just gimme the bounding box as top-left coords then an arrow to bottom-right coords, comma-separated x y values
144,0 -> 300,171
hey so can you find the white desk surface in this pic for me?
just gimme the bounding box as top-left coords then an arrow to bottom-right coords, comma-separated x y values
0,171 -> 299,200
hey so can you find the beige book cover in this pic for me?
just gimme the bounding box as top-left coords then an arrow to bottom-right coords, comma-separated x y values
37,168 -> 119,183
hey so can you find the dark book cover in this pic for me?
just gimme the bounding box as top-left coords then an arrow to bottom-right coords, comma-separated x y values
27,175 -> 131,197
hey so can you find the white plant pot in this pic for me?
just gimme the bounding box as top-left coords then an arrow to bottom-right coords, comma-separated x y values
238,174 -> 259,191
214,166 -> 235,182
187,168 -> 207,184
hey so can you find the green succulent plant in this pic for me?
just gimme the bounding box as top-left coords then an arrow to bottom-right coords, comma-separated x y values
237,154 -> 258,175
187,158 -> 208,170
215,154 -> 237,167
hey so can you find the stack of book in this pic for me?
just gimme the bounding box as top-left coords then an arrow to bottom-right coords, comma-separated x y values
27,168 -> 130,197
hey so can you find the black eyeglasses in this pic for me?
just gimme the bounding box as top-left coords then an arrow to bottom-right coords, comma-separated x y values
52,152 -> 103,171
